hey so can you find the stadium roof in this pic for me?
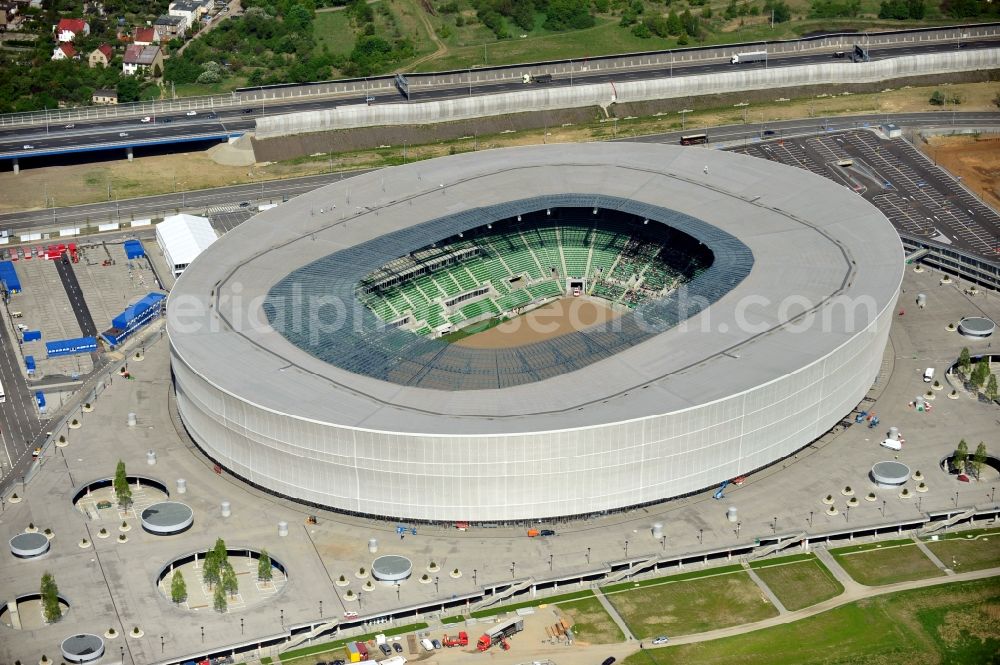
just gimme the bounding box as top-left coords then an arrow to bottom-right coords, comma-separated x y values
168,142 -> 904,436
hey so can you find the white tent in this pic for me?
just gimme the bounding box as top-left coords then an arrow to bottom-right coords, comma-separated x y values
156,213 -> 217,277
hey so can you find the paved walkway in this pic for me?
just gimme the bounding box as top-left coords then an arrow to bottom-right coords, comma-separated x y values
660,565 -> 1000,648
813,547 -> 866,593
593,587 -> 636,642
914,538 -> 954,575
742,562 -> 788,614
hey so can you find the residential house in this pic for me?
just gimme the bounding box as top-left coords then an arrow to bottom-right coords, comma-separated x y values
88,43 -> 113,68
54,17 -> 89,42
51,42 -> 77,60
0,3 -> 18,30
153,14 -> 185,41
133,26 -> 157,45
167,0 -> 201,28
92,88 -> 118,104
122,43 -> 162,76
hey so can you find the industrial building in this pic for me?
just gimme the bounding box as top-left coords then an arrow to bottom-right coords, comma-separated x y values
168,143 -> 903,523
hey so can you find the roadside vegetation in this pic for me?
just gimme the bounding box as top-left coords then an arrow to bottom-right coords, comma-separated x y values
2,0 -> 999,109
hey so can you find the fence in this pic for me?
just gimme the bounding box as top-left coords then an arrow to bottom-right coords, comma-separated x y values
255,49 -> 1000,138
0,22 -> 997,128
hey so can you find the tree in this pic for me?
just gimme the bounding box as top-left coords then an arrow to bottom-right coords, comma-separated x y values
213,583 -> 227,612
959,347 -> 971,378
666,9 -> 683,35
170,570 -> 187,604
113,460 -> 132,509
986,374 -> 998,403
929,90 -> 946,106
258,549 -> 273,582
203,551 -> 221,588
972,441 -> 987,480
116,77 -> 141,103
768,0 -> 791,21
973,357 -> 990,388
212,538 -> 228,566
222,562 -> 239,598
40,572 -> 61,623
953,439 -> 969,473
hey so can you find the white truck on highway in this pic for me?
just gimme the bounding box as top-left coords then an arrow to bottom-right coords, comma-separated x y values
730,51 -> 767,64
522,73 -> 553,84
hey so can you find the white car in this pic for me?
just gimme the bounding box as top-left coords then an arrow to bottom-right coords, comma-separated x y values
22,144 -> 34,149
119,132 -> 128,137
343,610 -> 358,618
652,636 -> 669,645
186,110 -> 197,116
140,116 -> 152,123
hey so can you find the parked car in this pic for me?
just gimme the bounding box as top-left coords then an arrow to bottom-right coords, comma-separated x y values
540,529 -> 556,536
186,110 -> 198,116
343,610 -> 358,619
652,636 -> 669,645
378,644 -> 391,656
207,112 -> 218,119
161,117 -> 173,123
601,658 -> 616,665
242,108 -> 254,114
392,643 -> 402,653
431,639 -> 442,649
64,123 -> 75,129
365,96 -> 375,105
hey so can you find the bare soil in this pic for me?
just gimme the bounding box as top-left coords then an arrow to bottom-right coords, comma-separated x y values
453,297 -> 621,349
921,134 -> 1000,210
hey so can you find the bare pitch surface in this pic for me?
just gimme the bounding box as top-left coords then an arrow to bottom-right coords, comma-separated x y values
453,297 -> 622,349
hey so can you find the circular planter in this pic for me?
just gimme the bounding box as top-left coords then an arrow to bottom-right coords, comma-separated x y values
916,483 -> 929,493
948,390 -> 959,400
9,494 -> 21,504
362,581 -> 374,591
43,529 -> 54,540
119,522 -> 131,533
899,488 -> 913,499
82,404 -> 94,413
335,577 -> 350,587
913,265 -> 924,273
355,568 -> 369,580
104,629 -> 118,640
847,497 -> 859,507
449,569 -> 462,579
826,506 -> 838,516
97,529 -> 110,539
945,323 -> 956,332
865,493 -> 877,502
822,495 -> 835,505
426,562 -> 440,573
25,524 -> 38,534
117,534 -> 128,543
69,420 -> 81,430
129,627 -> 143,639
79,539 -> 91,549
343,591 -> 356,601
419,575 -> 432,584
841,487 -> 854,497
913,470 -> 924,481
56,437 -> 68,448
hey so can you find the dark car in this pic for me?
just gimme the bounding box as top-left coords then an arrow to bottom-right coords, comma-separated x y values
540,528 -> 556,536
207,112 -> 218,119
315,661 -> 327,665
392,643 -> 403,653
242,108 -> 255,114
330,661 -> 345,665
161,117 -> 172,123
762,129 -> 776,136
602,658 -> 616,665
378,644 -> 391,656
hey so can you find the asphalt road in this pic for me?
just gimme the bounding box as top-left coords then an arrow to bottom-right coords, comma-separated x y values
2,111 -> 999,232
0,304 -> 47,487
0,38 -> 995,159
54,254 -> 98,338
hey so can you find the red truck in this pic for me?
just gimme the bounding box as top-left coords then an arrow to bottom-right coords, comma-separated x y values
442,631 -> 468,647
477,619 -> 523,651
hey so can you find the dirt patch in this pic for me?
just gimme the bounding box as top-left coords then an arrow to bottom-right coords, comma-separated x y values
452,297 -> 621,349
920,134 -> 1000,210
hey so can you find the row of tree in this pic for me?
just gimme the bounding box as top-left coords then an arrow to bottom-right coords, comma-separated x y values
951,439 -> 988,479
957,347 -> 998,403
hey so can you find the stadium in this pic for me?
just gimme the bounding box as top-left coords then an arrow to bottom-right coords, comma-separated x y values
167,142 -> 904,523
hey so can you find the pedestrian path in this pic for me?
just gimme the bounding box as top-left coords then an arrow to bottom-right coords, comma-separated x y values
593,587 -> 636,642
914,538 -> 954,575
742,562 -> 788,614
813,547 -> 866,592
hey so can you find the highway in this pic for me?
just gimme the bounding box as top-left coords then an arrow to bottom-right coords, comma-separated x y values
2,111 -> 999,232
0,38 -> 996,161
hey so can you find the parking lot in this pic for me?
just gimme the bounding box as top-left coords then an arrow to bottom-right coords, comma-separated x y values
730,129 -> 999,260
72,239 -> 161,339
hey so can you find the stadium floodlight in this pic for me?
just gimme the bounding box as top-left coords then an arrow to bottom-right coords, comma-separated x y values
643,219 -> 649,225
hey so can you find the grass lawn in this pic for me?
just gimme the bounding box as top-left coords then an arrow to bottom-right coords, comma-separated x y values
832,540 -> 944,586
751,556 -> 843,611
606,570 -> 778,639
556,596 -> 624,645
470,589 -> 593,619
925,529 -> 1000,573
621,578 -> 1000,665
314,10 -> 358,57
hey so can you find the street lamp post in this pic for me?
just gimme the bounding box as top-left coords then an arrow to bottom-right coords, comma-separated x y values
881,500 -> 886,517
736,521 -> 741,538
434,576 -> 439,593
624,540 -> 629,558
772,517 -> 778,533
809,511 -> 814,527
586,547 -> 591,564
160,636 -> 164,653
396,584 -> 400,601
698,528 -> 703,545
319,601 -> 323,619
548,554 -> 553,571
955,490 -> 960,507
472,569 -> 477,586
678,109 -> 693,131
200,626 -> 204,643
510,562 -> 516,579
241,618 -> 244,634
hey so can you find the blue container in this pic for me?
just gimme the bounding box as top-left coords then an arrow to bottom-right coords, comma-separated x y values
22,330 -> 41,342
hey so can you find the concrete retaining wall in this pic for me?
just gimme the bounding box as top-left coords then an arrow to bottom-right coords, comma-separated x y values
256,50 -> 1000,139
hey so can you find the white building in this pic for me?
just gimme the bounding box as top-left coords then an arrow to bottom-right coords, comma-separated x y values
168,144 -> 904,523
156,213 -> 217,277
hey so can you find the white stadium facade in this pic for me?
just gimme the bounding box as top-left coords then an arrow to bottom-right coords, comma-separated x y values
168,143 -> 903,523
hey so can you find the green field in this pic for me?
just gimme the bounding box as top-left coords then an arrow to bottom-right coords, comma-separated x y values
315,10 -> 359,56
832,540 -> 944,586
606,569 -> 778,639
556,596 -> 625,645
751,556 -> 844,611
925,529 -> 1000,573
621,578 -> 1000,665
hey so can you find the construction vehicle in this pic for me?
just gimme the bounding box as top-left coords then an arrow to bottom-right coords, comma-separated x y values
522,73 -> 553,84
442,631 -> 468,647
477,618 -> 523,651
